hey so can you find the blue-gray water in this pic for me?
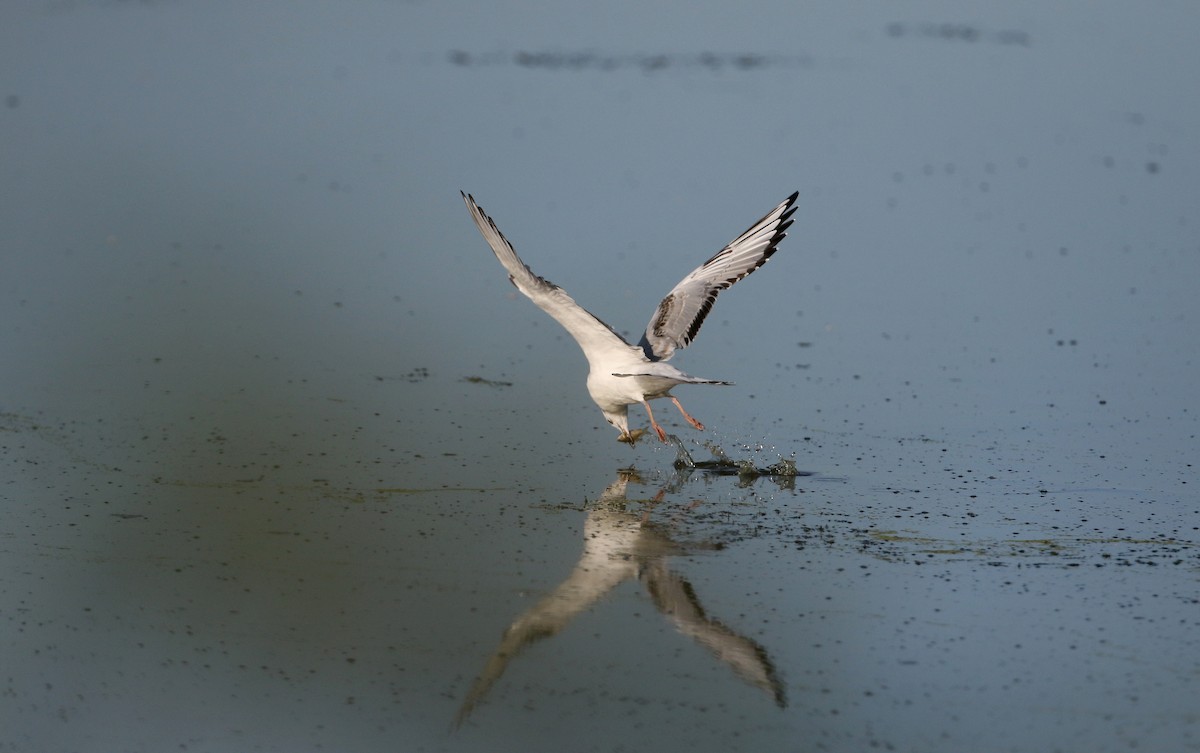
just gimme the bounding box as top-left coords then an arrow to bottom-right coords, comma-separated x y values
2,2 -> 1198,752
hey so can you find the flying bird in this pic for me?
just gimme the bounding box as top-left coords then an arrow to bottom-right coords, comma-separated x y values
462,190 -> 798,443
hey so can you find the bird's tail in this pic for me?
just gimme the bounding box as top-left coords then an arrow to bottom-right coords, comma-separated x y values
612,372 -> 732,385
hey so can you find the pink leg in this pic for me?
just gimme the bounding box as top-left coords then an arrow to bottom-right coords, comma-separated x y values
669,396 -> 705,431
642,400 -> 669,443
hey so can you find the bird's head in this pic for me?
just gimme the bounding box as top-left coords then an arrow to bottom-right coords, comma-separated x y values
602,407 -> 629,434
602,407 -> 643,444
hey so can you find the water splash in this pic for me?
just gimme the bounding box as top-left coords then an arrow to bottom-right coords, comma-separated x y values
667,435 -> 808,486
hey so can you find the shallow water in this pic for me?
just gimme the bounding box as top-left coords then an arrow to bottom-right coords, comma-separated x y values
2,2 -> 1198,752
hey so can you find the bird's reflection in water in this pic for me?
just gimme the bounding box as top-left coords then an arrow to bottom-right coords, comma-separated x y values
454,469 -> 786,726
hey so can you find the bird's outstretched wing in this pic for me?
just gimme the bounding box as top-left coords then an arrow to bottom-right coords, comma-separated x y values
638,192 -> 799,361
462,192 -> 639,365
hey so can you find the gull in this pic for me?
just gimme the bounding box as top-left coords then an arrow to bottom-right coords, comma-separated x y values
462,190 -> 798,443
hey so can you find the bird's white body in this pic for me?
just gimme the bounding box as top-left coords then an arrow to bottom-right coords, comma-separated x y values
462,191 -> 798,443
588,359 -> 724,438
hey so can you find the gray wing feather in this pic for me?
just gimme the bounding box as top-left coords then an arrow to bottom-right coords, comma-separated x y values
462,192 -> 637,365
638,192 -> 799,361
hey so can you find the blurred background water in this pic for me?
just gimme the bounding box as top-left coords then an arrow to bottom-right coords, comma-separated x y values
2,1 -> 1198,752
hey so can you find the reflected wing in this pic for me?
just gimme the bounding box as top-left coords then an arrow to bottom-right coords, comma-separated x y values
453,555 -> 633,726
638,192 -> 799,361
462,192 -> 640,364
641,561 -> 787,707
454,476 -> 646,726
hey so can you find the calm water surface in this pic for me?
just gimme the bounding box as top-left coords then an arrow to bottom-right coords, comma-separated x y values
2,2 -> 1197,752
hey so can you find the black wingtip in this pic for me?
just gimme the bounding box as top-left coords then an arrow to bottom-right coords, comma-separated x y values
780,191 -> 800,218
775,192 -> 800,236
